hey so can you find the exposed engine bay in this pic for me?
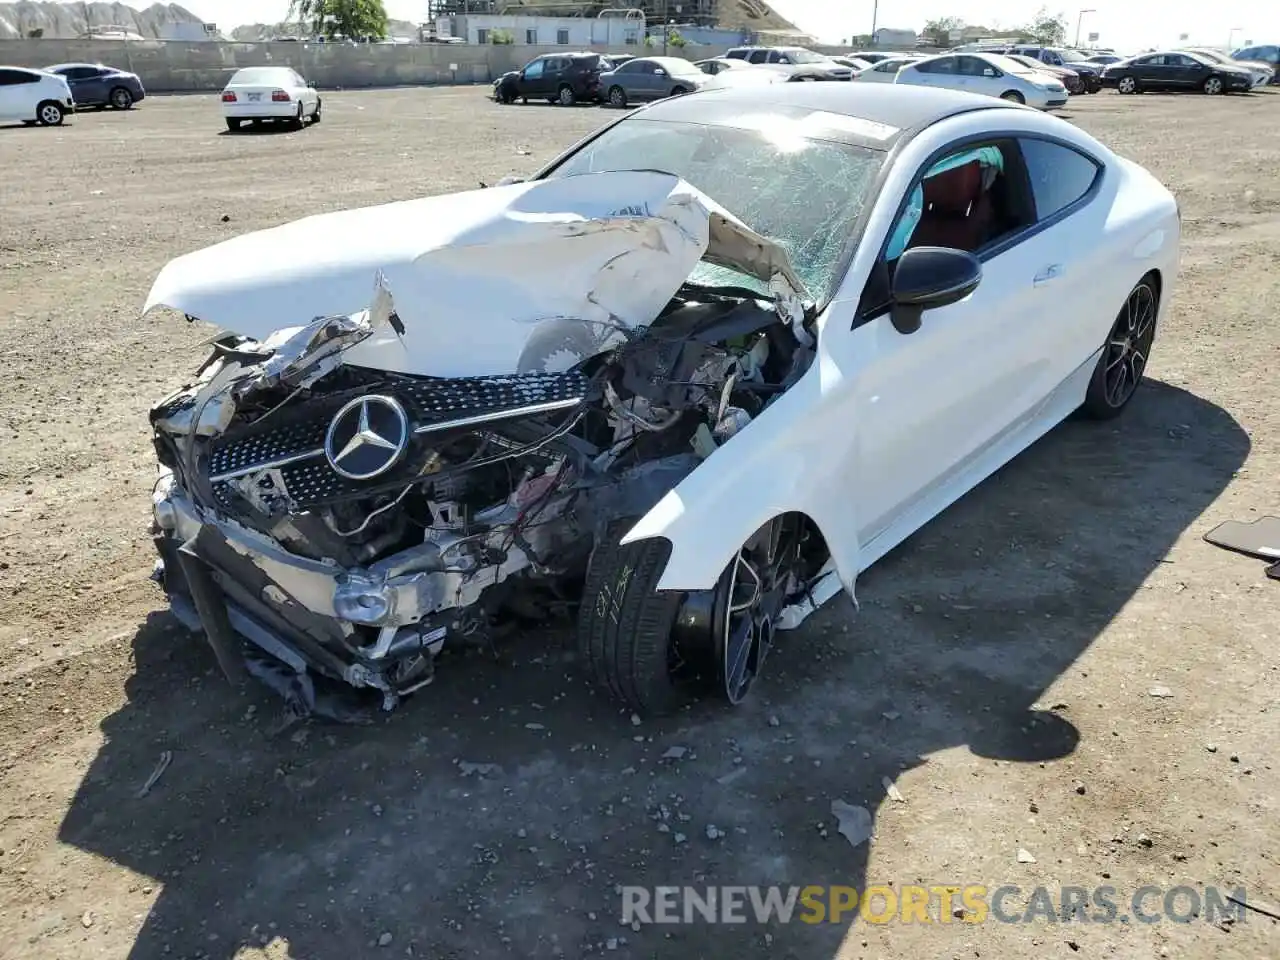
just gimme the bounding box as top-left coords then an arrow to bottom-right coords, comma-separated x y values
145,172 -> 843,719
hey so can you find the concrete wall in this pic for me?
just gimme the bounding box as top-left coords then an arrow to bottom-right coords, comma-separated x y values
0,38 -> 718,91
0,38 -> 942,92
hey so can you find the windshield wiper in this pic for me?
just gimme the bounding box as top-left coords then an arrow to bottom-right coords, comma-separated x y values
677,280 -> 769,303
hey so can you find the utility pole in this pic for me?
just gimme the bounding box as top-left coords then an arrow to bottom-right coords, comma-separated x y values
1073,8 -> 1095,48
662,0 -> 668,55
870,0 -> 878,46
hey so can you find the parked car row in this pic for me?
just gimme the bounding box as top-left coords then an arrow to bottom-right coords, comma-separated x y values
1100,48 -> 1272,94
0,61 -> 144,126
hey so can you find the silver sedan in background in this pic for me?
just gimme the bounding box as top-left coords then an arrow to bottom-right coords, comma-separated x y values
599,56 -> 710,107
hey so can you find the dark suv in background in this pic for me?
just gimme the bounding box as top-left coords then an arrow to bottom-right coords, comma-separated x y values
493,52 -> 608,105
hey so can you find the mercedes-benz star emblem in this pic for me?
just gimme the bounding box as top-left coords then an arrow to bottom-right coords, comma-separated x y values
324,395 -> 409,480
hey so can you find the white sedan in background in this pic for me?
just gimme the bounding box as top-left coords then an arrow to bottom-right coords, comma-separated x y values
896,52 -> 1069,109
856,54 -> 925,83
221,66 -> 321,132
0,66 -> 75,125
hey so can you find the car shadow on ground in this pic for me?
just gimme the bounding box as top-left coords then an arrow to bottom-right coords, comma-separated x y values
57,379 -> 1248,959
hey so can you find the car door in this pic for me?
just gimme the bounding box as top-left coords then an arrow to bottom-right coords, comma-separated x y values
827,136 -> 1099,550
1136,55 -> 1173,88
61,66 -> 97,105
956,55 -> 999,95
914,55 -> 959,89
0,68 -> 24,120
518,57 -> 547,97
1170,54 -> 1205,86
627,60 -> 661,100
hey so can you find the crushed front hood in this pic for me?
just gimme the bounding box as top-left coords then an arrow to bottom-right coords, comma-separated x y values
143,170 -> 806,378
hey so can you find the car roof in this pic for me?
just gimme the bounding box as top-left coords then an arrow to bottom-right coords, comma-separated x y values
45,62 -> 108,70
633,82 -> 1020,149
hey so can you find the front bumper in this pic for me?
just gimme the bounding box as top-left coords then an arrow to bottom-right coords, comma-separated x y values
151,475 -> 454,712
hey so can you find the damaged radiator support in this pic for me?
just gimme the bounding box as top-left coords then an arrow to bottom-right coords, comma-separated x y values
175,536 -> 247,685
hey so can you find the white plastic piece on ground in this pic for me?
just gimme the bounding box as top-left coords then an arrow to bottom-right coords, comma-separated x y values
774,559 -> 843,630
141,170 -> 803,379
830,800 -> 873,848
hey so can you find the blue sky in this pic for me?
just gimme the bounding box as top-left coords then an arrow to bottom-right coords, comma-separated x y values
190,0 -> 1277,51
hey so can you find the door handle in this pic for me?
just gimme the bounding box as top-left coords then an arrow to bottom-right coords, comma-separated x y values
1033,263 -> 1064,285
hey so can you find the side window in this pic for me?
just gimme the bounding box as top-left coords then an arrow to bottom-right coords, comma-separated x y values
931,57 -> 957,74
874,60 -> 897,73
69,66 -> 99,80
913,59 -> 936,73
724,49 -> 746,60
1019,138 -> 1101,221
748,50 -> 770,64
523,59 -> 545,79
615,60 -> 637,74
958,56 -> 990,76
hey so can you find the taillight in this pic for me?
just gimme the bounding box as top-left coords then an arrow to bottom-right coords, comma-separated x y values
221,91 -> 236,102
271,89 -> 291,102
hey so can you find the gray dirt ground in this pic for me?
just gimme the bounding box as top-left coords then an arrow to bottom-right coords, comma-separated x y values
0,87 -> 1277,960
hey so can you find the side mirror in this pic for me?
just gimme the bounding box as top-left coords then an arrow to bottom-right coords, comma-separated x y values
889,246 -> 982,335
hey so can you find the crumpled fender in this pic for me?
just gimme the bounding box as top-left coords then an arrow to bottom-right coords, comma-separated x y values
620,357 -> 860,599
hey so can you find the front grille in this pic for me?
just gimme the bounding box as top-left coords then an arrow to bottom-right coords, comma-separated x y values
205,370 -> 589,508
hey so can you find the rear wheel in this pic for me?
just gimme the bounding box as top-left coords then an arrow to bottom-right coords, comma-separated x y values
36,101 -> 64,126
289,103 -> 305,129
669,85 -> 689,96
1203,75 -> 1225,94
109,86 -> 133,109
310,97 -> 322,123
1080,276 -> 1159,419
608,85 -> 627,107
225,117 -> 242,131
557,84 -> 576,106
1000,90 -> 1025,103
1116,75 -> 1138,94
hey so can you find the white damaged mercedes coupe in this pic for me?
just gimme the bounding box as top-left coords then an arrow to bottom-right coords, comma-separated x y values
142,83 -> 1180,719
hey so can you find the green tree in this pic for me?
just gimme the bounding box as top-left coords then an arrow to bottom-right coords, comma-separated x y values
489,28 -> 514,44
667,28 -> 686,48
922,16 -> 963,46
1022,6 -> 1067,45
289,0 -> 388,41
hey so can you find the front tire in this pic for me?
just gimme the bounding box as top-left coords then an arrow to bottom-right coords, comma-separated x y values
1080,276 -> 1159,419
109,86 -> 134,109
1000,90 -> 1025,103
1117,75 -> 1138,94
577,522 -> 686,716
36,101 -> 64,126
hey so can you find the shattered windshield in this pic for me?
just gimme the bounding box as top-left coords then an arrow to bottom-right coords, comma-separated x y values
541,116 -> 886,300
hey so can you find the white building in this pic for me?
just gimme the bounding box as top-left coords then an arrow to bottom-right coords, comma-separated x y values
435,14 -> 644,47
159,22 -> 222,41
872,27 -> 916,48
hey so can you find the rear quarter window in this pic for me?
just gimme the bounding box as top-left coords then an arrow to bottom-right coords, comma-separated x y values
1019,138 -> 1102,221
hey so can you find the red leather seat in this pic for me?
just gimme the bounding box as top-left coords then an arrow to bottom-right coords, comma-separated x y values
909,160 -> 994,252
